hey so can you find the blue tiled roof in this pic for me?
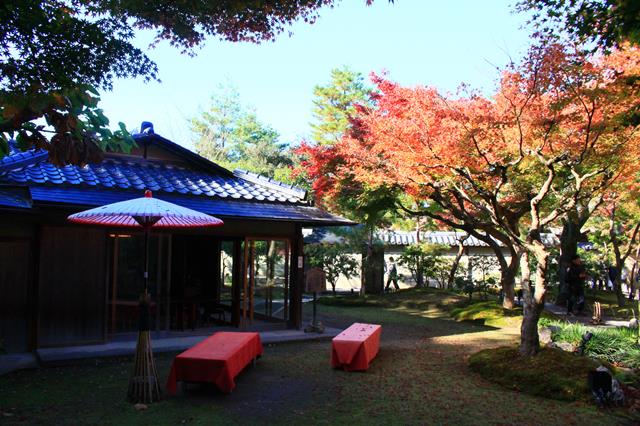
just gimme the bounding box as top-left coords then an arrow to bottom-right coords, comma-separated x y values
29,186 -> 346,223
0,146 -> 48,173
0,141 -> 305,204
2,157 -> 305,203
0,135 -> 353,225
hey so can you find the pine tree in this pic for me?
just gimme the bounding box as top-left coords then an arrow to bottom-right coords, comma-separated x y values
190,83 -> 243,163
190,83 -> 292,178
310,67 -> 373,146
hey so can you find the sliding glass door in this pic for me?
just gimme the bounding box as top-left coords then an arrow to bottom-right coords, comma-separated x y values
242,238 -> 290,325
107,233 -> 171,334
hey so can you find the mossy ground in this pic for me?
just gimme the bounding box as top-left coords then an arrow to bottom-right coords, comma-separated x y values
469,346 -> 601,402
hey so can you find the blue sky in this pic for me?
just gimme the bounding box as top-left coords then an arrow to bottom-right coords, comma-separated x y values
98,0 -> 534,150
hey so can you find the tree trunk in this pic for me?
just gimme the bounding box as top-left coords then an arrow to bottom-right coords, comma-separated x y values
613,277 -> 626,306
415,256 -> 425,288
360,228 -> 374,296
415,223 -> 424,287
447,240 -> 465,289
629,245 -> 640,300
612,245 -> 626,307
556,218 -> 580,306
493,247 -> 519,310
362,228 -> 384,295
470,230 -> 517,309
501,258 -> 518,310
609,206 -> 637,307
519,246 -> 548,357
613,250 -> 626,306
360,246 -> 369,297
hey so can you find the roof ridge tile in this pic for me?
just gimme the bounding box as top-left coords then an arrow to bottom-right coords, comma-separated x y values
233,168 -> 307,200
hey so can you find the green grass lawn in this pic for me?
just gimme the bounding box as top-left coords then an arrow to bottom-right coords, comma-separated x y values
1,288 -> 636,425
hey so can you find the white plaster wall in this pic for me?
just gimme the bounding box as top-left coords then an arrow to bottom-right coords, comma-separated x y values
329,246 -> 512,292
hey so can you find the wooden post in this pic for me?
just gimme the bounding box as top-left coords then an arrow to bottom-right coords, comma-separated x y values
144,229 -> 150,293
111,236 -> 119,334
165,236 -> 172,332
29,225 -> 42,352
155,236 -> 162,332
284,241 -> 290,321
232,239 -> 242,326
289,225 -> 304,329
249,240 -> 255,323
242,238 -> 249,328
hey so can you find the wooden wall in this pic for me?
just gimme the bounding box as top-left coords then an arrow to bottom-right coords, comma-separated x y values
0,239 -> 31,352
38,226 -> 106,347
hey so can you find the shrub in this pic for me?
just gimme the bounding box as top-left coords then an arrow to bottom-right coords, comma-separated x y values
317,295 -> 375,307
540,319 -> 640,369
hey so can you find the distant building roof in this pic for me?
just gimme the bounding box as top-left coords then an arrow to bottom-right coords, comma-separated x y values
305,228 -> 559,247
381,230 -> 559,247
0,133 -> 352,225
379,230 -> 489,247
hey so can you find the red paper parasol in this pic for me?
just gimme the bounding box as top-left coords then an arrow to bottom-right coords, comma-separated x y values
69,190 -> 223,294
68,190 -> 223,404
68,189 -> 223,228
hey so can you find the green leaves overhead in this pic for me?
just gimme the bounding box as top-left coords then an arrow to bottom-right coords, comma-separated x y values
0,86 -> 134,166
1,0 -> 385,165
518,0 -> 640,49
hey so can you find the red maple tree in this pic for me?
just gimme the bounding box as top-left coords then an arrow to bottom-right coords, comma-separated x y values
302,42 -> 640,355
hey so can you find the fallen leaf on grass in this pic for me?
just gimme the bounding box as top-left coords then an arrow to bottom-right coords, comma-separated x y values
134,403 -> 148,411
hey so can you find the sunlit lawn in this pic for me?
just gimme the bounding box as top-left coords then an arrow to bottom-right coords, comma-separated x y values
0,288 -> 633,425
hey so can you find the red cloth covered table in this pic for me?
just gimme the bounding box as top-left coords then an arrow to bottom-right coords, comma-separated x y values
166,332 -> 263,394
331,323 -> 381,371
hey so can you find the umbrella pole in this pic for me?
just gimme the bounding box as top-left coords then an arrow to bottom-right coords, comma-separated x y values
144,228 -> 150,294
128,227 -> 161,404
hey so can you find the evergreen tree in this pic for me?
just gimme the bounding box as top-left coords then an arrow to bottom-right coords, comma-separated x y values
190,83 -> 242,164
302,67 -> 387,294
190,84 -> 292,179
310,67 -> 373,146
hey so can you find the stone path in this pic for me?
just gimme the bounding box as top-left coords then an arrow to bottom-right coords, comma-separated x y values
544,302 -> 633,328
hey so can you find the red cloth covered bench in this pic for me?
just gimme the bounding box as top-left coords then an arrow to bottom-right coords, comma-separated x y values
166,331 -> 263,394
331,323 -> 381,371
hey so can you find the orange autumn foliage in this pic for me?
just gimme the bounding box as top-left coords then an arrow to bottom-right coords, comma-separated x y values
299,44 -> 640,241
